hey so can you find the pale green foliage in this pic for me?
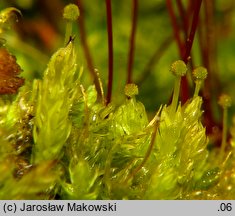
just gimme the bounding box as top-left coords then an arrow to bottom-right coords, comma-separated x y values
1,42 -> 233,198
33,42 -> 79,163
108,94 -> 150,185
111,94 -> 149,167
63,83 -> 151,199
112,96 -> 148,136
145,96 -> 208,199
0,87 -> 59,199
0,161 -> 57,199
61,158 -> 100,199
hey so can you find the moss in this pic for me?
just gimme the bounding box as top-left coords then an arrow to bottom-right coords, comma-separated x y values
0,4 -> 235,200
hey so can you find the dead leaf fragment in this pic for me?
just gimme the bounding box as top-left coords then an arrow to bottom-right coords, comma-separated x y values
0,47 -> 24,94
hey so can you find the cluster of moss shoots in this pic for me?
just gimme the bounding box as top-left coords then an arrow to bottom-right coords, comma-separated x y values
0,4 -> 235,200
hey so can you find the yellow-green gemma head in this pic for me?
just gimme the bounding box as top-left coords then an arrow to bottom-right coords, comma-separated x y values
193,66 -> 208,80
124,83 -> 139,97
218,94 -> 232,108
63,4 -> 80,21
170,60 -> 187,77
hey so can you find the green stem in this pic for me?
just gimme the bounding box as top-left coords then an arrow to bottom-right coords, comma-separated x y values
63,4 -> 79,46
171,77 -> 181,115
193,80 -> 201,97
169,60 -> 187,115
192,66 -> 207,97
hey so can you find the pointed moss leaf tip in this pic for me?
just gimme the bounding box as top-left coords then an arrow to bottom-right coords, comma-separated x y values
218,94 -> 232,109
0,7 -> 22,24
193,66 -> 208,81
170,60 -> 187,77
124,83 -> 138,98
63,4 -> 80,21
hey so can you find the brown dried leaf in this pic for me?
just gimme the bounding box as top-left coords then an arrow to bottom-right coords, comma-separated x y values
0,47 -> 24,94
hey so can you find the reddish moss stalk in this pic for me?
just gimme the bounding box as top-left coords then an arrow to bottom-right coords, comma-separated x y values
176,0 -> 188,40
166,0 -> 189,102
183,0 -> 202,63
105,0 -> 113,105
166,0 -> 184,57
181,0 -> 202,103
77,0 -> 102,98
197,1 -> 220,137
127,0 -> 138,84
167,0 -> 202,103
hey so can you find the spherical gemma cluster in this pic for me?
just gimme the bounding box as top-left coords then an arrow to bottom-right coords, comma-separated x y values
218,94 -> 232,109
63,4 -> 80,21
193,66 -> 208,81
170,60 -> 187,77
124,83 -> 139,98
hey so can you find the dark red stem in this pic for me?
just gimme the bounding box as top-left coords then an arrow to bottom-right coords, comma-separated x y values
127,0 -> 138,84
166,0 -> 184,57
176,0 -> 188,40
166,0 -> 189,102
105,0 -> 113,105
77,0 -> 102,98
180,1 -> 202,103
183,0 -> 202,63
199,1 -> 223,140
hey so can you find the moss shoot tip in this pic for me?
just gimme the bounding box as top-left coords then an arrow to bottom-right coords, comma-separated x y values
124,83 -> 138,98
170,60 -> 187,77
63,4 -> 80,21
